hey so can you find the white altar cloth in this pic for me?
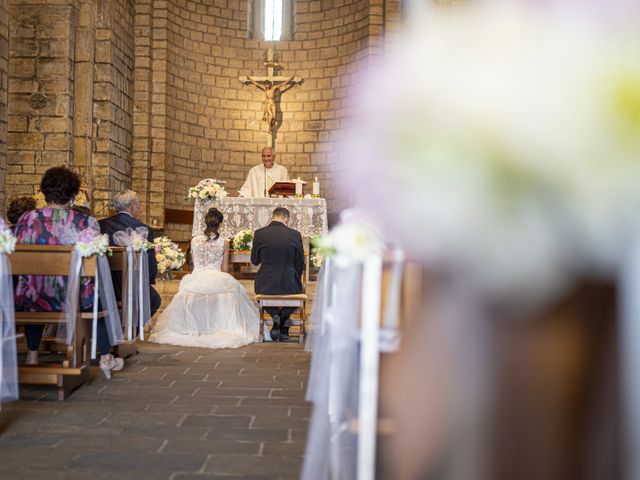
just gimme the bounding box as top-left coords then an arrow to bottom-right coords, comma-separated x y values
192,197 -> 329,239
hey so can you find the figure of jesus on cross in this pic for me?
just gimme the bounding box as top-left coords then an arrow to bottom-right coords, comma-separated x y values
240,49 -> 303,142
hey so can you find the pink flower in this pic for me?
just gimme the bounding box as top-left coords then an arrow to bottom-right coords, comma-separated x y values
77,229 -> 98,243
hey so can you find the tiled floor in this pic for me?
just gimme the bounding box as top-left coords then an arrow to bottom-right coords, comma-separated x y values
0,341 -> 311,480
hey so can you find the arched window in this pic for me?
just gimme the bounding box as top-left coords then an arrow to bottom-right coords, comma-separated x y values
251,0 -> 294,41
264,0 -> 283,40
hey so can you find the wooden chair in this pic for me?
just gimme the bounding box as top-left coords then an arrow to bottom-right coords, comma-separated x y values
10,245 -> 108,400
107,246 -> 138,358
255,253 -> 309,343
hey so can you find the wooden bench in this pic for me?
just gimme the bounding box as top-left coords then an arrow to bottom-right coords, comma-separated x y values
10,245 -> 108,400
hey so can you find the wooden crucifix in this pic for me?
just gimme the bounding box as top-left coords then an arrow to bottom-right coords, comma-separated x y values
239,48 -> 303,146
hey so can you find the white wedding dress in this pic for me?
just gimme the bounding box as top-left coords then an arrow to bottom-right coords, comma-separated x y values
149,235 -> 259,348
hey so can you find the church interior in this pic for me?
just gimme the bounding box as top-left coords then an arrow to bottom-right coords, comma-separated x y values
0,0 -> 638,479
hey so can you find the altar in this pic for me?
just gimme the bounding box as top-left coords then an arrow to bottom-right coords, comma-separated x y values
192,197 -> 329,239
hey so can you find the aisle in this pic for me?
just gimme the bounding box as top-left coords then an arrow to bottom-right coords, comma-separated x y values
0,342 -> 311,480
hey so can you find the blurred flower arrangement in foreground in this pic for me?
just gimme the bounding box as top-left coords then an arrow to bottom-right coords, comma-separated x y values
348,1 -> 640,307
154,236 -> 185,280
312,211 -> 384,268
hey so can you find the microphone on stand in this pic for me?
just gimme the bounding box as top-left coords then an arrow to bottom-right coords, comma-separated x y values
264,164 -> 267,197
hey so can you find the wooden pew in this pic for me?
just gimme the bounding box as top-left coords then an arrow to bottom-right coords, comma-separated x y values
10,245 -> 107,400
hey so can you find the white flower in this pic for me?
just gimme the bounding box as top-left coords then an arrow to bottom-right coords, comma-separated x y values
232,230 -> 254,250
186,178 -> 228,202
76,242 -> 94,257
0,229 -> 17,254
313,212 -> 384,268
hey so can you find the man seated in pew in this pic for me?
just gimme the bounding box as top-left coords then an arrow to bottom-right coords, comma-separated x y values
99,189 -> 161,317
13,166 -> 125,378
251,207 -> 304,341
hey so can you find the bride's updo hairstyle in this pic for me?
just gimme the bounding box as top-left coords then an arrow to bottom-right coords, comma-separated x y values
204,208 -> 224,240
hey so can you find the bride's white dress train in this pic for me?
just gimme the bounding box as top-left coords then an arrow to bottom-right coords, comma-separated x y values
149,235 -> 259,348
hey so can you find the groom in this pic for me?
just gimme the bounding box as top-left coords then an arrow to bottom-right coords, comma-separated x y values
251,207 -> 305,341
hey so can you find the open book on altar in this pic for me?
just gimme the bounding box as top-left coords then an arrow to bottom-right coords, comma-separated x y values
268,181 -> 296,197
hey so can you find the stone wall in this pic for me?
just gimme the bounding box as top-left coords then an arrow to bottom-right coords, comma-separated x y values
131,0 -> 159,224
1,0 -> 400,233
140,0 -> 388,240
3,0 -> 135,217
92,0 -> 135,216
0,0 -> 8,211
6,0 -> 76,201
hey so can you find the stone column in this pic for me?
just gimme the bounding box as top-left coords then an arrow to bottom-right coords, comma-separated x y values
149,0 -> 168,227
7,0 -> 76,199
73,0 -> 96,209
132,0 -> 155,224
0,0 -> 8,210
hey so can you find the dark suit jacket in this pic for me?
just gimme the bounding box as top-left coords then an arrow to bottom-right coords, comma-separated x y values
99,212 -> 158,285
251,221 -> 304,295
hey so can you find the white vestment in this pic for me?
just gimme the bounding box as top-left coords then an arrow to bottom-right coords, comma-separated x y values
239,163 -> 289,198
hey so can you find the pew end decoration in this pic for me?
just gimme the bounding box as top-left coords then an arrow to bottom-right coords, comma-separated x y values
0,218 -> 18,408
114,227 -> 154,341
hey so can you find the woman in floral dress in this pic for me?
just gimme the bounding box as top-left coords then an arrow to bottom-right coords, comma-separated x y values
13,167 -> 124,378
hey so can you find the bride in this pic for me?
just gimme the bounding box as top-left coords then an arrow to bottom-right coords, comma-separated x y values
149,208 -> 259,348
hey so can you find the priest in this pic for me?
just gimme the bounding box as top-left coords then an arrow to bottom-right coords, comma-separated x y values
239,146 -> 289,197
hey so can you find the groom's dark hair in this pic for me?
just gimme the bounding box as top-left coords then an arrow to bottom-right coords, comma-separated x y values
272,207 -> 290,220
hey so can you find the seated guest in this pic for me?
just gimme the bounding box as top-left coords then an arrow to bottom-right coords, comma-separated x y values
6,196 -> 36,230
99,190 -> 161,317
13,166 -> 124,377
251,207 -> 304,341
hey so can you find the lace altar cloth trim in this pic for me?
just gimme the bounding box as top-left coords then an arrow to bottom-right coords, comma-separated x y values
192,197 -> 329,238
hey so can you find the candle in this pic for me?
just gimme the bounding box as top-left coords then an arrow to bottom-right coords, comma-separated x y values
295,177 -> 303,196
312,177 -> 320,196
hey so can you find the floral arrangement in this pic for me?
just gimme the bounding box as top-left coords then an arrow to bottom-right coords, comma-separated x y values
75,231 -> 111,258
231,230 -> 254,251
347,2 -> 640,305
0,219 -> 17,255
310,251 -> 324,269
154,236 -> 185,279
312,212 -> 384,268
186,178 -> 228,201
